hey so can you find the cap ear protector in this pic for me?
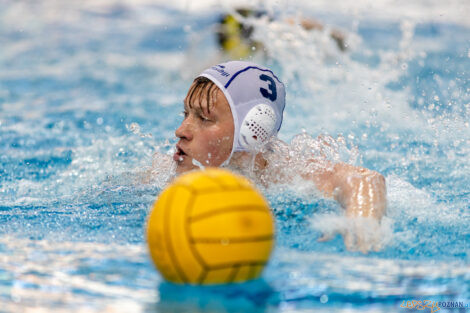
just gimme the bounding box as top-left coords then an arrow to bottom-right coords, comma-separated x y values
239,104 -> 276,151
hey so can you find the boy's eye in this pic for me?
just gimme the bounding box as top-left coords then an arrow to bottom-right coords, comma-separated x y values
180,110 -> 189,118
199,114 -> 210,122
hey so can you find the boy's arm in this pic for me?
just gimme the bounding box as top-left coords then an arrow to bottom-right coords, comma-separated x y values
312,163 -> 387,219
305,162 -> 387,252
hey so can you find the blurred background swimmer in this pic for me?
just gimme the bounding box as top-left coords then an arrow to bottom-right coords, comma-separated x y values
216,7 -> 347,60
182,6 -> 349,78
149,61 -> 387,254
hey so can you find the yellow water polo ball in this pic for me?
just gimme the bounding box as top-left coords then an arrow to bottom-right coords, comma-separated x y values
147,168 -> 275,285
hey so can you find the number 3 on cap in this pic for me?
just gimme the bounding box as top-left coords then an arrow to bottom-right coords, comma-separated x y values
259,74 -> 277,102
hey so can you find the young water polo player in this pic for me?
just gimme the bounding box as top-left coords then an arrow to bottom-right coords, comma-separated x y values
158,60 -> 387,253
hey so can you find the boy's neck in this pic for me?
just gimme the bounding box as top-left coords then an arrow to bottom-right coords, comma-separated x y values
228,151 -> 268,172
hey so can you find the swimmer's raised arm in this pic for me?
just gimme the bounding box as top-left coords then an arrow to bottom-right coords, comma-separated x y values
305,161 -> 387,253
307,162 -> 387,219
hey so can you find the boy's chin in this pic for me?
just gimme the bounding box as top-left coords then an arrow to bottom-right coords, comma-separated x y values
175,162 -> 198,175
175,157 -> 226,175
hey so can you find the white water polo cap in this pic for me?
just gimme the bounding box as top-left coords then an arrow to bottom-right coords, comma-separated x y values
198,61 -> 286,156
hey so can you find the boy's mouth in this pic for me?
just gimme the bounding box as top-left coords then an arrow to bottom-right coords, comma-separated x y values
173,145 -> 187,162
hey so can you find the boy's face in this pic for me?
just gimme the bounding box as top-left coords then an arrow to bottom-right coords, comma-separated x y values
174,82 -> 234,174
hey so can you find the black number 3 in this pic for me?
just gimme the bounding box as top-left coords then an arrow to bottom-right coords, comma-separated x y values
259,74 -> 277,102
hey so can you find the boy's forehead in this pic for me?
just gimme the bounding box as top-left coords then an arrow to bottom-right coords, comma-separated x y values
185,82 -> 230,112
185,82 -> 212,106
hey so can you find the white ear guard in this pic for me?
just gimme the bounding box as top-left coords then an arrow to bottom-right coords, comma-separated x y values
239,104 -> 276,151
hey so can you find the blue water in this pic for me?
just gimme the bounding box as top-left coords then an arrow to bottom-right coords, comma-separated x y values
0,1 -> 469,312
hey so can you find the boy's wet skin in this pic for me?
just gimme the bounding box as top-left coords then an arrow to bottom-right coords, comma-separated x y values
174,81 -> 234,174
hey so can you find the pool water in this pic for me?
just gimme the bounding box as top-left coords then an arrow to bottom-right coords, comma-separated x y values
0,0 -> 469,312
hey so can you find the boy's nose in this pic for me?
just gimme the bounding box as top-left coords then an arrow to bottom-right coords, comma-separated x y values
175,119 -> 193,140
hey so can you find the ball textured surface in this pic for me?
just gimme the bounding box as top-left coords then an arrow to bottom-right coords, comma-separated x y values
147,168 -> 274,285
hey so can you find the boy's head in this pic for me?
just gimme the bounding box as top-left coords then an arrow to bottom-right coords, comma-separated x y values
174,61 -> 285,174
